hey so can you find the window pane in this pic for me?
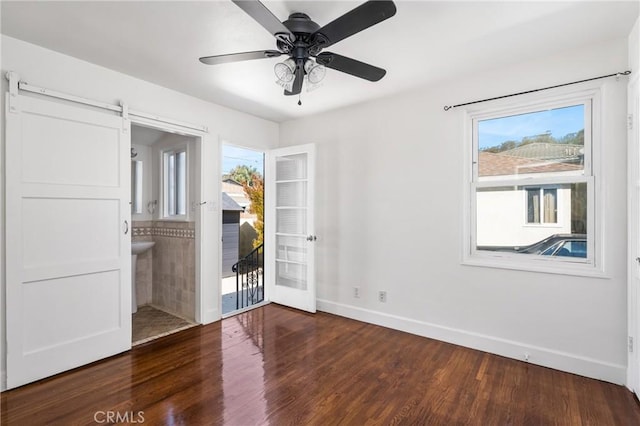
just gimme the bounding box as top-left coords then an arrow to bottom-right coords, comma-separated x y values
163,149 -> 187,218
167,153 -> 176,216
476,183 -> 587,256
526,188 -> 540,224
543,188 -> 557,223
478,105 -> 585,179
176,151 -> 186,215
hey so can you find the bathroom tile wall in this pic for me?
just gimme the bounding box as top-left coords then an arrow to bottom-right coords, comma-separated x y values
132,220 -> 153,306
151,221 -> 196,321
132,220 -> 196,321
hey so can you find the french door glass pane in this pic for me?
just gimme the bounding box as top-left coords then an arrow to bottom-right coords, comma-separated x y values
276,208 -> 306,234
276,153 -> 307,181
276,235 -> 307,263
277,181 -> 307,207
276,261 -> 307,290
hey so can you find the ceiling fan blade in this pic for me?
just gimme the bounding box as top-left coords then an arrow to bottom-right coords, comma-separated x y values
199,50 -> 281,65
232,0 -> 293,43
311,0 -> 396,48
316,52 -> 386,82
284,64 -> 304,96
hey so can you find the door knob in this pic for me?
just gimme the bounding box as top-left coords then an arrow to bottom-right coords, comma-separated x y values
306,235 -> 317,242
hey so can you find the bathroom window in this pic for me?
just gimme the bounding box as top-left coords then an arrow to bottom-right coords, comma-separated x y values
162,147 -> 187,218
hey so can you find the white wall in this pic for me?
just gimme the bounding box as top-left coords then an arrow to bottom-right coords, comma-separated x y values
629,18 -> 639,75
0,35 -> 279,390
476,186 -> 572,246
280,38 -> 630,384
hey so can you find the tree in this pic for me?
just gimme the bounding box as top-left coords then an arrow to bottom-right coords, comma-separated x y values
242,172 -> 264,248
226,165 -> 258,186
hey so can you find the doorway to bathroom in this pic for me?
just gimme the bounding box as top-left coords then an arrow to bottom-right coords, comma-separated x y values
221,144 -> 266,316
130,124 -> 200,344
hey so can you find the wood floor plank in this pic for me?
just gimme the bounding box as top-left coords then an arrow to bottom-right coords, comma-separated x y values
2,304 -> 639,425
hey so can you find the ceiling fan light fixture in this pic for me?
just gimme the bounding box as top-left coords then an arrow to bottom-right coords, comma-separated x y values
200,0 -> 397,99
304,75 -> 323,93
304,59 -> 326,84
274,58 -> 296,83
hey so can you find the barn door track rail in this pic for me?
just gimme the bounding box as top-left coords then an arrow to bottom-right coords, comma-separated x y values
5,71 -> 209,133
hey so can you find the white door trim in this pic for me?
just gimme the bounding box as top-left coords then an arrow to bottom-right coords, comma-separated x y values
128,118 -> 217,325
627,73 -> 640,394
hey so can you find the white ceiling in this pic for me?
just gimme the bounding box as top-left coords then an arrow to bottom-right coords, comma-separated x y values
1,1 -> 638,122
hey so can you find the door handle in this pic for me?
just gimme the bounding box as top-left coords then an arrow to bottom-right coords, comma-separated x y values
124,220 -> 129,235
306,235 -> 317,242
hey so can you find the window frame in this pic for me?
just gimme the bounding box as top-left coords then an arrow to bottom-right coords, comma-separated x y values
524,186 -> 560,226
462,88 -> 604,277
160,145 -> 189,221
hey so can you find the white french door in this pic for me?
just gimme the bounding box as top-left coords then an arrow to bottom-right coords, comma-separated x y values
6,94 -> 131,389
266,144 -> 316,313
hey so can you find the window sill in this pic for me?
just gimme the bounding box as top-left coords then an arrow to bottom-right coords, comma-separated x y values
461,254 -> 608,278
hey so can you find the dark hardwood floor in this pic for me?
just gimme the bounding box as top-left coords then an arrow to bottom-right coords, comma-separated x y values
2,303 -> 640,425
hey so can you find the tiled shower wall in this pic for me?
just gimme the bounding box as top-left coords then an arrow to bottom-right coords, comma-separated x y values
132,220 -> 196,321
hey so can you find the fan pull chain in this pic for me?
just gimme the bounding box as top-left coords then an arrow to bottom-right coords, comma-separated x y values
298,93 -> 302,106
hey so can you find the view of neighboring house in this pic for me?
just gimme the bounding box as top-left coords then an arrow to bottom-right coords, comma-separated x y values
221,193 -> 243,277
222,178 -> 255,225
476,143 -> 585,247
222,178 -> 259,259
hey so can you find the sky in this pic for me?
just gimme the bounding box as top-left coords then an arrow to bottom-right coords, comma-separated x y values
222,145 -> 264,175
478,104 -> 584,149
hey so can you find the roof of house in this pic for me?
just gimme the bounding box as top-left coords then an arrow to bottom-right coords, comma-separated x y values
500,142 -> 583,161
222,192 -> 243,211
222,180 -> 250,207
222,178 -> 242,186
478,151 -> 583,177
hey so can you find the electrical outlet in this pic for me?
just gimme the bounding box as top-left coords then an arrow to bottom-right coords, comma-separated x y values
354,286 -> 360,298
378,291 -> 387,303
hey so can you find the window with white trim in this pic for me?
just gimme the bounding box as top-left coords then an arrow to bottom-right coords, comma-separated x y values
526,187 -> 558,224
162,147 -> 187,219
468,93 -> 597,271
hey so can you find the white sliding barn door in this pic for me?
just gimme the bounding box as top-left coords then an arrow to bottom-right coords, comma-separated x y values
266,144 -> 316,313
6,95 -> 131,389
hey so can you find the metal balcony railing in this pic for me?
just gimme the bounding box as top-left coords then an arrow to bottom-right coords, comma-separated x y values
231,244 -> 264,310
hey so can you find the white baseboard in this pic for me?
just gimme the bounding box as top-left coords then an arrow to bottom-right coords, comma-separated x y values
317,299 -> 626,385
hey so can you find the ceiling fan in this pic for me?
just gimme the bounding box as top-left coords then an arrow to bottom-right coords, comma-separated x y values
199,0 -> 397,97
